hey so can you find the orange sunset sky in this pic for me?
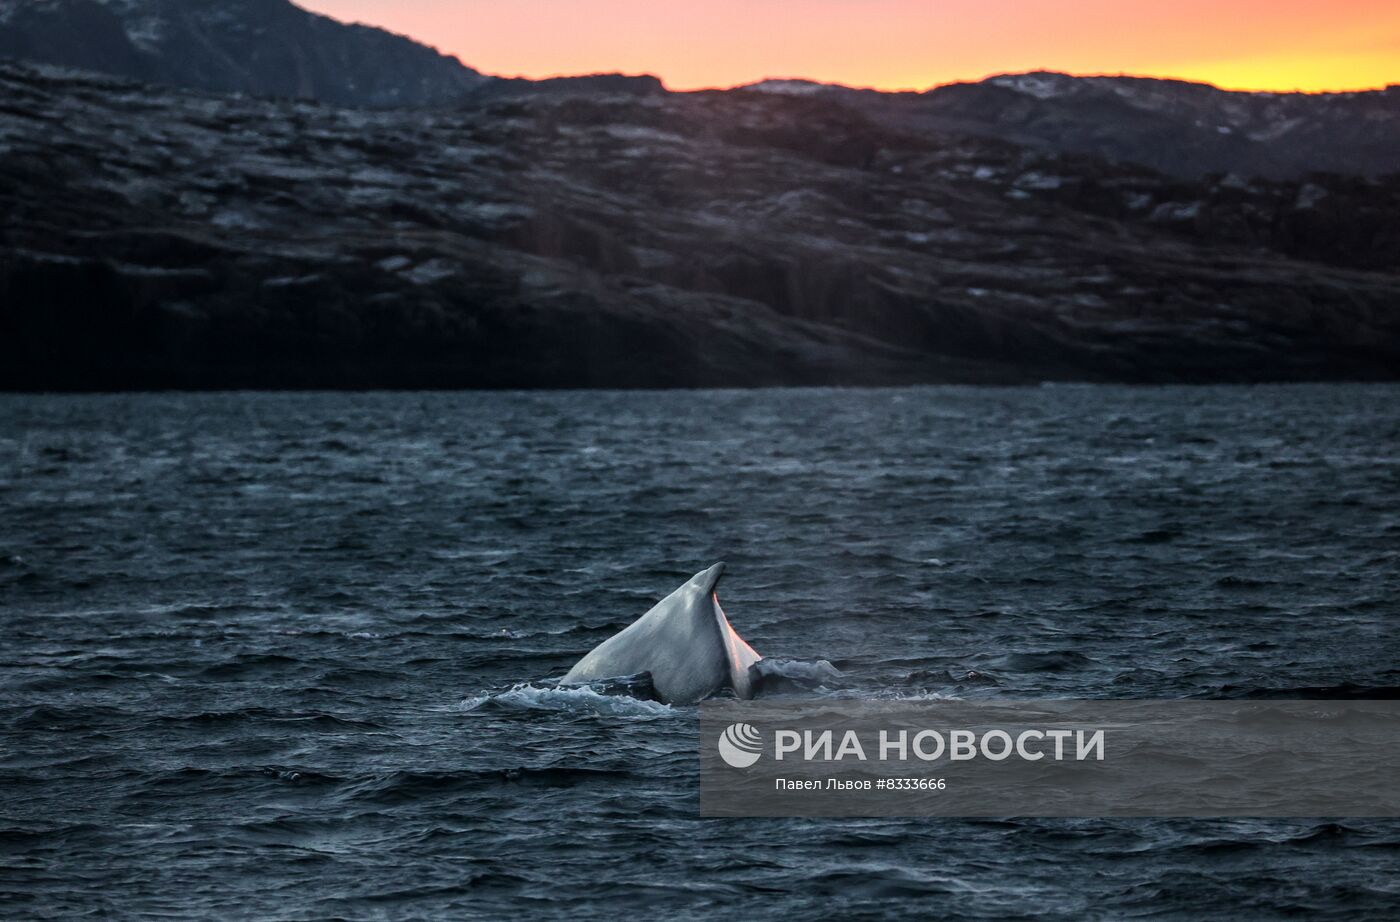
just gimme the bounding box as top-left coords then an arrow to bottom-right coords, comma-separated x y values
300,0 -> 1400,93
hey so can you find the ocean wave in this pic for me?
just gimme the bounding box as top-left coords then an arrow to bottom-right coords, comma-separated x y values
824,688 -> 963,702
756,658 -> 843,681
457,684 -> 676,718
989,651 -> 1097,673
151,708 -> 386,729
752,658 -> 845,695
336,766 -> 636,804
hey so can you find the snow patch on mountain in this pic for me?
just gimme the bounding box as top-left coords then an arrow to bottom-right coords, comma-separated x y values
987,73 -> 1075,99
744,79 -> 832,96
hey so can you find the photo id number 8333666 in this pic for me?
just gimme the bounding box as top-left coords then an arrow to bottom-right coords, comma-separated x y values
875,778 -> 946,791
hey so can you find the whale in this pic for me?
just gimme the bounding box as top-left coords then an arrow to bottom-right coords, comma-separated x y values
561,562 -> 761,704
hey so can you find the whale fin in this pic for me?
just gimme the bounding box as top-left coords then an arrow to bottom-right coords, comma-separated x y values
714,594 -> 761,699
561,562 -> 763,704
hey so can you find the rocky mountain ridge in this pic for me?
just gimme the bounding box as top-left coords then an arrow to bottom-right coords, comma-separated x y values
744,71 -> 1400,179
2,0 -> 1399,177
2,62 -> 1397,389
0,0 -> 488,106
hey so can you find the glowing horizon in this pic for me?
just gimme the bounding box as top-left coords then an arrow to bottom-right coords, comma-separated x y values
300,0 -> 1400,95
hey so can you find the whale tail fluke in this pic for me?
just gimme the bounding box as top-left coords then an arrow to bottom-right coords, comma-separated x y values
560,562 -> 763,704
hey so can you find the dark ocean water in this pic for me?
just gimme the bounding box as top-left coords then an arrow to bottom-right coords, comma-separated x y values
2,386 -> 1398,920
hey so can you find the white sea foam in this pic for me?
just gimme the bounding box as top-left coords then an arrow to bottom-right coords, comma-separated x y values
458,684 -> 676,717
